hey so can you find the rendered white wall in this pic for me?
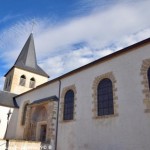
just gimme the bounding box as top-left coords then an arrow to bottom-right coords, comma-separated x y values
0,106 -> 13,139
6,109 -> 19,139
15,81 -> 60,139
11,42 -> 150,150
57,43 -> 150,150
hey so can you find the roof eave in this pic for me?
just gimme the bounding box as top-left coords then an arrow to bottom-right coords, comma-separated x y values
14,37 -> 150,98
4,65 -> 49,78
4,66 -> 14,77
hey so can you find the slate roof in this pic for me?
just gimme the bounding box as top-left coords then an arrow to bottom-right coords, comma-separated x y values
0,91 -> 18,108
5,33 -> 49,78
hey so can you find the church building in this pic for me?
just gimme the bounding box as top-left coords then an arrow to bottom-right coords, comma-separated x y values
0,33 -> 150,150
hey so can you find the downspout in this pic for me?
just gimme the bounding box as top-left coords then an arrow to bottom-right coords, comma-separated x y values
55,80 -> 61,150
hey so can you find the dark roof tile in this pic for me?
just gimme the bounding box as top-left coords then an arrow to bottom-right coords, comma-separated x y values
0,91 -> 18,108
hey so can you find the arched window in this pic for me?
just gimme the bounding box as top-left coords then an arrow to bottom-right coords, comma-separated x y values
8,76 -> 12,87
19,75 -> 26,86
147,67 -> 150,89
5,78 -> 8,89
29,77 -> 35,88
22,103 -> 28,125
63,90 -> 74,120
97,78 -> 114,116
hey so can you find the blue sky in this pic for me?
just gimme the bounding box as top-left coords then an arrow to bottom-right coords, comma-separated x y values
0,0 -> 150,89
0,0 -> 78,25
0,0 -> 120,27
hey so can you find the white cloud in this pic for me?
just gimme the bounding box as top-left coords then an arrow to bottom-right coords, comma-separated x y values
35,0 -> 150,57
39,56 -> 64,77
0,0 -> 150,82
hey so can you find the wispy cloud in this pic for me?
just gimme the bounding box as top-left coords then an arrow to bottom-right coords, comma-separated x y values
0,14 -> 22,25
0,0 -> 150,90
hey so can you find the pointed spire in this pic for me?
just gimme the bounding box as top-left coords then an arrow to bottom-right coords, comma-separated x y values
14,33 -> 37,68
4,34 -> 49,78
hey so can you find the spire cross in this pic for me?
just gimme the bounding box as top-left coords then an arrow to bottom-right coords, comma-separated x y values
31,20 -> 36,33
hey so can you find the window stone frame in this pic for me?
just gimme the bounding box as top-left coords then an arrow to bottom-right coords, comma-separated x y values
92,72 -> 118,119
21,100 -> 30,126
60,85 -> 77,123
141,58 -> 150,113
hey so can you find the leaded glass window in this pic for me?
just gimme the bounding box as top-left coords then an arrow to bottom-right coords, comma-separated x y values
63,90 -> 74,120
97,78 -> 114,116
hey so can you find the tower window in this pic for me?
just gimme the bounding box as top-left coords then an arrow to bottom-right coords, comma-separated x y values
5,78 -> 8,89
8,76 -> 12,87
63,90 -> 74,120
4,76 -> 12,90
29,78 -> 35,88
97,78 -> 114,116
19,75 -> 26,86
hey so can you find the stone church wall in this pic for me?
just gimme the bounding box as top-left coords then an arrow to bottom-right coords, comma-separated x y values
10,68 -> 48,94
8,42 -> 150,150
14,81 -> 59,143
57,42 -> 150,150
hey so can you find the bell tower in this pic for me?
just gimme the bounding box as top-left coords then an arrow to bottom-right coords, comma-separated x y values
3,33 -> 49,94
